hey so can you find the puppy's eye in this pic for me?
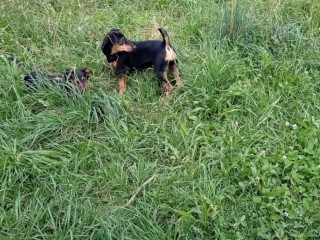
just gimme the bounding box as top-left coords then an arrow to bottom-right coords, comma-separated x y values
118,38 -> 125,45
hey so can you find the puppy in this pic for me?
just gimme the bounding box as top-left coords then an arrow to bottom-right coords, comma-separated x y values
24,68 -> 92,92
3,55 -> 93,92
101,28 -> 182,94
4,54 -> 25,68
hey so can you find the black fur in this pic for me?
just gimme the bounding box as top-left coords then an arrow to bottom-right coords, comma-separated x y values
4,54 -> 92,92
101,28 -> 182,94
24,68 -> 92,92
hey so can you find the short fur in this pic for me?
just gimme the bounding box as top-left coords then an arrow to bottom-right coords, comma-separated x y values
24,68 -> 92,92
4,54 -> 92,92
101,28 -> 182,94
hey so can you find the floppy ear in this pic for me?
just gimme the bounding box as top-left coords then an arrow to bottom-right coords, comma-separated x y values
101,28 -> 121,54
5,54 -> 25,68
101,33 -> 112,55
82,68 -> 92,76
101,28 -> 124,61
101,34 -> 118,62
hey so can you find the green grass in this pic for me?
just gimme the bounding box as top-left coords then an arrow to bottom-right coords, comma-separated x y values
1,0 -> 320,239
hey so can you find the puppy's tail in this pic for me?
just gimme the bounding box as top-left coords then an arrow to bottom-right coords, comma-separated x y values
158,28 -> 177,61
158,28 -> 171,47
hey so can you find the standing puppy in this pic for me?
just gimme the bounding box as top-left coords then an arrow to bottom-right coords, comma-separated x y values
101,28 -> 182,94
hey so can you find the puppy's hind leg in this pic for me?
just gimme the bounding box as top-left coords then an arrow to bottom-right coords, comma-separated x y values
169,61 -> 183,87
155,62 -> 173,95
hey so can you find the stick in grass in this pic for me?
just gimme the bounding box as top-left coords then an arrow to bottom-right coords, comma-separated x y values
125,175 -> 156,206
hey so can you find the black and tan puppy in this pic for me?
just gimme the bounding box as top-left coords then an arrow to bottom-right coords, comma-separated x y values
101,28 -> 182,94
3,54 -> 92,92
24,68 -> 92,92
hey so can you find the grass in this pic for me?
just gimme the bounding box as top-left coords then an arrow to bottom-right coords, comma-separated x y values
1,0 -> 320,239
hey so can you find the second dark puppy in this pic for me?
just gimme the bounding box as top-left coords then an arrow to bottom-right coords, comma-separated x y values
3,54 -> 92,92
24,68 -> 92,92
101,28 -> 182,94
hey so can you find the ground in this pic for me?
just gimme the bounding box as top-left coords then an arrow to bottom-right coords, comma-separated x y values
1,0 -> 320,239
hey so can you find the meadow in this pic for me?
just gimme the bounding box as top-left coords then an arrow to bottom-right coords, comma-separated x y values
1,0 -> 320,239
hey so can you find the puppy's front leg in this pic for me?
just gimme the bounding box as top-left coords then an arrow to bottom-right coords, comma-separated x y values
118,74 -> 127,93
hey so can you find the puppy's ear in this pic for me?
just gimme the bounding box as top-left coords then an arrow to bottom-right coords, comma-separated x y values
5,54 -> 25,68
101,33 -> 113,54
101,28 -> 122,56
82,68 -> 92,76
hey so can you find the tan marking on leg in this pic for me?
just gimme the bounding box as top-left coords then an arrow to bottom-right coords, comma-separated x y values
110,61 -> 117,69
169,63 -> 183,87
161,75 -> 173,95
118,75 -> 127,93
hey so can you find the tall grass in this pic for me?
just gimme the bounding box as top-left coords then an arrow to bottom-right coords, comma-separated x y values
1,0 -> 320,239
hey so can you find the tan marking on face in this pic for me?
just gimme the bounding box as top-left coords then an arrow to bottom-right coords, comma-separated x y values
111,44 -> 135,54
118,75 -> 127,93
165,46 -> 176,61
84,69 -> 93,75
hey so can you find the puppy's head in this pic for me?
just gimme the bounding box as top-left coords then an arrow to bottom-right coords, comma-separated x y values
101,28 -> 136,61
5,54 -> 25,68
64,68 -> 92,92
